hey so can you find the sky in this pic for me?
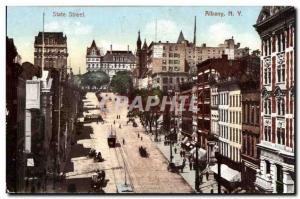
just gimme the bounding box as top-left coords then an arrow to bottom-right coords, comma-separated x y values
7,6 -> 262,74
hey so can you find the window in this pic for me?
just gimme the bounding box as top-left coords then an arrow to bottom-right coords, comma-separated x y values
277,128 -> 285,145
266,160 -> 271,174
264,66 -> 271,85
277,32 -> 286,52
277,98 -> 285,116
162,66 -> 167,71
162,78 -> 168,84
264,125 -> 271,142
264,99 -> 271,115
256,106 -> 260,124
162,60 -> 167,64
277,64 -> 285,83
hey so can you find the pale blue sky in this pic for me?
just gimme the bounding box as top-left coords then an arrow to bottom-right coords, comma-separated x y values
7,6 -> 262,74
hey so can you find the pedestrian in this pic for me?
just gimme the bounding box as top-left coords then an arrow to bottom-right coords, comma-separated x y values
123,138 -> 125,145
206,171 -> 209,181
189,161 -> 192,170
210,188 -> 214,193
138,133 -> 140,138
180,150 -> 182,157
174,147 -> 177,154
113,120 -> 115,125
182,150 -> 186,157
141,136 -> 143,141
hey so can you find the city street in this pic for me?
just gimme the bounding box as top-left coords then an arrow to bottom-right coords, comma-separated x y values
64,92 -> 194,193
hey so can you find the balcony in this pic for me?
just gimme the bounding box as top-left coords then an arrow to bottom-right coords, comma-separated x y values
255,174 -> 273,192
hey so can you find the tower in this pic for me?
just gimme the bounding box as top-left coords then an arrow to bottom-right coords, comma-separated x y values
137,30 -> 142,50
193,16 -> 197,45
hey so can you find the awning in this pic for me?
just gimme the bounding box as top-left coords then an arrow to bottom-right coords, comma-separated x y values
210,164 -> 241,182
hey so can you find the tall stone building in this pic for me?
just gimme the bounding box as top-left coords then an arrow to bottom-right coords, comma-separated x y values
34,32 -> 68,70
86,40 -> 102,72
254,6 -> 295,193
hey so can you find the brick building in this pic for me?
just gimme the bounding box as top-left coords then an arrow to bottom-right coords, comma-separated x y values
240,53 -> 261,191
254,6 -> 295,193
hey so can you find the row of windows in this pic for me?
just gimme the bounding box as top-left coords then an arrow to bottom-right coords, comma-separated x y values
219,141 -> 241,162
229,111 -> 242,124
230,94 -> 241,107
219,125 -> 242,144
219,109 -> 228,122
162,53 -> 180,58
263,98 -> 285,116
264,64 -> 286,85
160,77 -> 186,84
87,63 -> 134,69
264,126 -> 286,145
87,58 -> 100,61
162,66 -> 180,72
242,134 -> 257,158
210,93 -> 241,107
263,34 -> 285,56
162,59 -> 180,64
242,103 -> 260,125
35,47 -> 66,53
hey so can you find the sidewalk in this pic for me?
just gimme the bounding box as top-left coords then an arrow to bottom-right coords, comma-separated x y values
147,133 -> 220,193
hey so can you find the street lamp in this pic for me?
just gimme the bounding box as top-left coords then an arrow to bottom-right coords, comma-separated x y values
167,90 -> 174,164
214,145 -> 221,194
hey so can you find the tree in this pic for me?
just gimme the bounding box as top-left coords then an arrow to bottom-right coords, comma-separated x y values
128,88 -> 163,140
110,71 -> 133,95
81,71 -> 109,89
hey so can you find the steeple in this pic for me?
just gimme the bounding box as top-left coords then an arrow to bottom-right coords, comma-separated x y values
177,30 -> 186,44
91,40 -> 97,47
137,30 -> 142,50
142,39 -> 148,50
193,16 -> 197,45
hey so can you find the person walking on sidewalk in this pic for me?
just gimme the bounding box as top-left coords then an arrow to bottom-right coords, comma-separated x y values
174,147 -> 177,154
189,160 -> 192,170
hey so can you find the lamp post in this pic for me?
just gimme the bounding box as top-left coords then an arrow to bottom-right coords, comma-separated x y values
167,90 -> 174,163
215,146 -> 221,194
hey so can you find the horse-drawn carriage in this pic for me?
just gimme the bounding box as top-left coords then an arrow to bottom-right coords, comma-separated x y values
91,170 -> 106,192
88,149 -> 104,162
139,146 -> 149,158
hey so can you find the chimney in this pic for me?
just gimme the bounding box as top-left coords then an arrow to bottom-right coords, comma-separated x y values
127,45 -> 129,52
110,45 -> 112,54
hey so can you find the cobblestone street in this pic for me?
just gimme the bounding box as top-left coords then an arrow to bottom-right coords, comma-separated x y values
64,92 -> 194,193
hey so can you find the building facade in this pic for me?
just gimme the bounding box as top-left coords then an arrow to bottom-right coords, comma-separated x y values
86,40 -> 102,72
34,32 -> 68,70
254,6 -> 295,193
101,47 -> 136,80
241,78 -> 260,191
